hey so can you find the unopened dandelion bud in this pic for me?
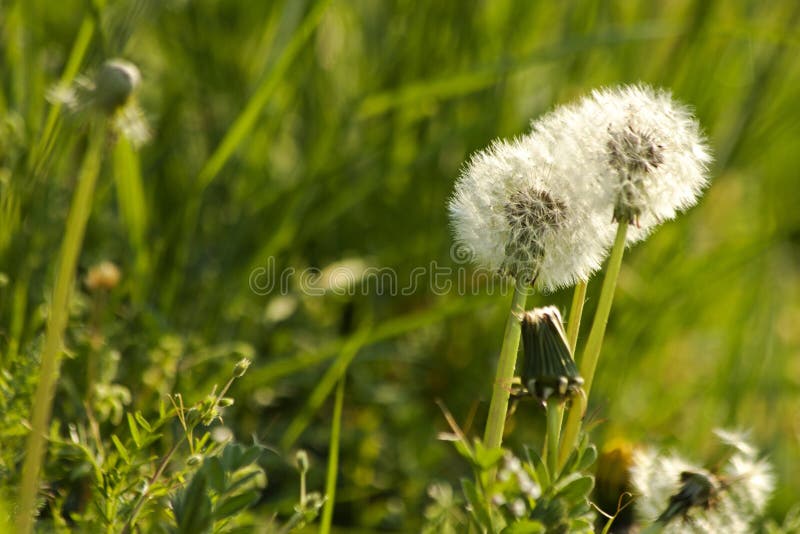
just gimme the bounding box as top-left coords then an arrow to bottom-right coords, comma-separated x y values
85,260 -> 121,291
233,358 -> 251,378
94,59 -> 141,114
295,450 -> 309,473
217,397 -> 234,408
519,306 -> 583,404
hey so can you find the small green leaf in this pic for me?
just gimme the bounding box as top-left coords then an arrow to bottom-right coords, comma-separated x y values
214,490 -> 259,518
525,446 -> 549,488
460,478 -> 492,529
225,465 -> 267,494
473,440 -> 504,470
554,473 -> 594,502
453,439 -> 474,463
127,413 -> 141,448
577,444 -> 597,472
174,472 -> 213,534
501,520 -> 546,534
205,457 -> 226,493
134,411 -> 152,432
111,435 -> 130,464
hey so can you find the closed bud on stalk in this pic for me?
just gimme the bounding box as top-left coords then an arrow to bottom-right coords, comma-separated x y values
217,397 -> 234,408
295,450 -> 309,473
85,260 -> 121,291
94,59 -> 141,114
519,306 -> 583,404
233,358 -> 252,378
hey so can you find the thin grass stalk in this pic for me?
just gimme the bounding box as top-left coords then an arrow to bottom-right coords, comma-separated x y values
566,281 -> 587,353
551,280 -> 589,443
17,120 -> 107,534
320,375 -> 345,534
30,15 -> 95,176
558,223 -> 628,467
545,399 -> 561,479
483,283 -> 529,450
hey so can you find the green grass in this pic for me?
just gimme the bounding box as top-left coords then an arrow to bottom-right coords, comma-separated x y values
2,0 -> 800,530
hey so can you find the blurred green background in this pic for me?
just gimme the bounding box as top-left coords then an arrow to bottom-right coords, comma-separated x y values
2,0 -> 799,530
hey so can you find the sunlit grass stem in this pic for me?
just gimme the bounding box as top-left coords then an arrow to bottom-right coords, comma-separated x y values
558,223 -> 628,467
483,283 -> 529,450
17,120 -> 107,534
29,15 -> 95,177
320,375 -> 345,534
566,281 -> 587,353
545,399 -> 561,478
551,280 -> 588,446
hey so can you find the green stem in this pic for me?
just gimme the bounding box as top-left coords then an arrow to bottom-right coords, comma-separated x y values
566,280 -> 587,354
17,121 -> 107,534
558,223 -> 628,467
30,15 -> 95,176
121,436 -> 186,534
320,375 -> 345,534
545,399 -> 561,479
483,283 -> 529,450
552,281 -> 588,444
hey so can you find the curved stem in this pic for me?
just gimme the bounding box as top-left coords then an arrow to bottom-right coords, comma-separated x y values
483,283 -> 530,450
17,121 -> 107,533
558,223 -> 628,467
320,375 -> 345,534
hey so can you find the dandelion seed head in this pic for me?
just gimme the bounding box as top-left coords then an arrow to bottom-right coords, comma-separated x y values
631,432 -> 774,534
530,84 -> 712,244
449,136 -> 612,291
95,59 -> 142,113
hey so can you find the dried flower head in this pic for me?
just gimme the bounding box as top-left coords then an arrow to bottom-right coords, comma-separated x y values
532,84 -> 712,241
85,260 -> 121,291
630,430 -> 774,533
48,58 -> 150,147
449,136 -> 613,291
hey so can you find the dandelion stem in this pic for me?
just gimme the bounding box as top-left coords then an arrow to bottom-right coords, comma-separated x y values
545,399 -> 561,479
320,375 -> 345,534
566,281 -> 587,353
550,281 -> 588,455
17,120 -> 107,534
558,223 -> 628,467
483,283 -> 529,450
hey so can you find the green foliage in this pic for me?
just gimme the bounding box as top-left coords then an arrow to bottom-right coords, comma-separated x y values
2,0 -> 800,530
434,429 -> 596,533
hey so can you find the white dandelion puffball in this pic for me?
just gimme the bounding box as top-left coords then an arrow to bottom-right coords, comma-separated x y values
449,135 -> 614,291
630,430 -> 774,534
533,84 -> 712,243
449,84 -> 710,290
